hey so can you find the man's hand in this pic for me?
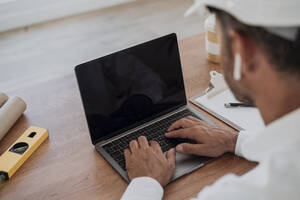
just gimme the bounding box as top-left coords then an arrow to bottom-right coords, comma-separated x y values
124,136 -> 176,187
165,116 -> 238,157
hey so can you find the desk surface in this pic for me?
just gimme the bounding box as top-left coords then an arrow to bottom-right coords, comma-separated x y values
0,34 -> 256,200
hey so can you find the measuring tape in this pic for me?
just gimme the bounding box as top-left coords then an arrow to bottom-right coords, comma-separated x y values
0,126 -> 48,184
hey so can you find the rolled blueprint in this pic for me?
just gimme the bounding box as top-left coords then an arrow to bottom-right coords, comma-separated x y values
0,92 -> 8,108
0,97 -> 27,141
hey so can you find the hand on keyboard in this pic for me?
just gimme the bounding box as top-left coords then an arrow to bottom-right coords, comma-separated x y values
103,110 -> 203,171
165,116 -> 238,157
124,136 -> 176,187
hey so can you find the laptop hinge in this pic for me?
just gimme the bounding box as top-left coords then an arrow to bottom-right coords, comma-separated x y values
96,105 -> 188,147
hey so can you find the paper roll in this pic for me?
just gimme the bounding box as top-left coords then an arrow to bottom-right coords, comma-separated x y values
0,92 -> 8,108
205,14 -> 220,64
0,97 -> 27,141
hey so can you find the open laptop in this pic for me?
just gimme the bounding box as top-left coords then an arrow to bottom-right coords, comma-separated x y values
75,33 -> 215,182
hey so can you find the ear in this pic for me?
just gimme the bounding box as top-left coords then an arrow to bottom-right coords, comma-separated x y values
230,31 -> 258,77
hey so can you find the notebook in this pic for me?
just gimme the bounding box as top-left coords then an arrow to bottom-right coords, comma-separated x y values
189,72 -> 265,132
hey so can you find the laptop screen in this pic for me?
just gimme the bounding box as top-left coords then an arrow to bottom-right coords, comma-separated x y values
75,33 -> 186,144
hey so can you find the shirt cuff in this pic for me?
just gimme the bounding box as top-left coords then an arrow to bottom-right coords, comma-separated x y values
235,130 -> 251,157
120,177 -> 164,200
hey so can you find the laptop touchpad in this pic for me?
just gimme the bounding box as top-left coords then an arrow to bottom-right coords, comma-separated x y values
170,152 -> 212,181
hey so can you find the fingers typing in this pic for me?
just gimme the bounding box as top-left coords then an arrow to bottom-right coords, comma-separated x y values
167,116 -> 204,132
165,127 -> 197,140
129,140 -> 139,153
138,136 -> 149,149
149,140 -> 163,154
176,143 -> 208,156
166,148 -> 176,168
168,117 -> 192,131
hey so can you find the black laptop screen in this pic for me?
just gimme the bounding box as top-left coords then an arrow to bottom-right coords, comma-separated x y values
75,34 -> 186,144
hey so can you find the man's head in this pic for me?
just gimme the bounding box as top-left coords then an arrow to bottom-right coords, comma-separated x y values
209,8 -> 300,108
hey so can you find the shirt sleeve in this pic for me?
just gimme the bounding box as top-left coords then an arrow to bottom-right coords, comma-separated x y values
190,172 -> 259,200
120,177 -> 164,200
121,131 -> 259,200
235,130 -> 258,157
191,148 -> 300,200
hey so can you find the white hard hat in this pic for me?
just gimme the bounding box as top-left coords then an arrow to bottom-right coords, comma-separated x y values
186,0 -> 300,41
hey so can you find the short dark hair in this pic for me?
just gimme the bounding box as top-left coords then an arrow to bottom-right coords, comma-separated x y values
209,8 -> 300,77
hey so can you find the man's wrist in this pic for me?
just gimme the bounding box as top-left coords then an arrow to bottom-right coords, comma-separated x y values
227,131 -> 238,153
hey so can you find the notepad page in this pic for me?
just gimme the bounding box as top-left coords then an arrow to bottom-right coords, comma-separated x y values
194,89 -> 265,131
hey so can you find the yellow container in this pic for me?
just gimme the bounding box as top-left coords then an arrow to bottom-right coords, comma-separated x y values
0,126 -> 48,180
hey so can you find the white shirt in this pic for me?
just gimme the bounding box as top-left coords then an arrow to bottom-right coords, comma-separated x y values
121,108 -> 300,200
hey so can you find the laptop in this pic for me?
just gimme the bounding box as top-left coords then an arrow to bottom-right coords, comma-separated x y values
75,33 -> 215,182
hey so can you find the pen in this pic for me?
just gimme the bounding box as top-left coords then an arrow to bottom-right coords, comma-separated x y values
224,103 -> 253,108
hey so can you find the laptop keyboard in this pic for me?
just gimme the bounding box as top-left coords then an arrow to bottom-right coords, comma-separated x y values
102,109 -> 199,170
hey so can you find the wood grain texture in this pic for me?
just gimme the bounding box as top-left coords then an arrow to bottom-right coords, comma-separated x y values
0,34 -> 257,200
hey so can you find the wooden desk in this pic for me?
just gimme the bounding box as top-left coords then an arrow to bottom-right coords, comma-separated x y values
0,34 -> 256,200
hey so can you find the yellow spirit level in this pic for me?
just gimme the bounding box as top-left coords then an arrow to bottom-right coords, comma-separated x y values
0,126 -> 48,183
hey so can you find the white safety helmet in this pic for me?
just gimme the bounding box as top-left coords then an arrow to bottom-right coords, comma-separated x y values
186,0 -> 300,41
